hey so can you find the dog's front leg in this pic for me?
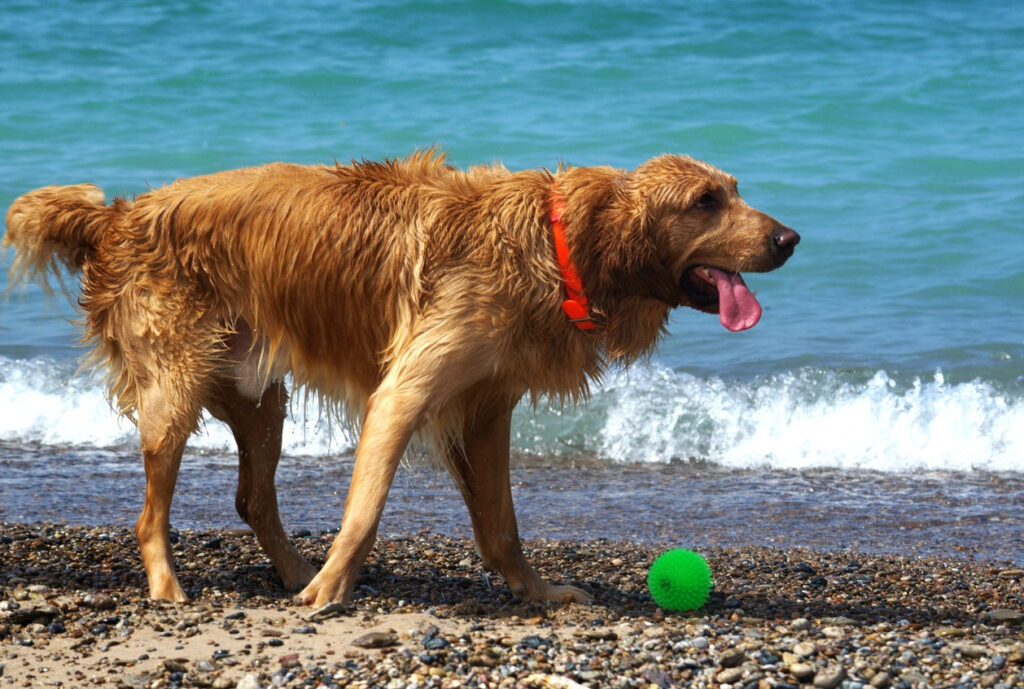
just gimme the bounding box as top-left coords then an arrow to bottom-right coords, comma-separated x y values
295,378 -> 419,607
296,330 -> 494,608
451,394 -> 592,604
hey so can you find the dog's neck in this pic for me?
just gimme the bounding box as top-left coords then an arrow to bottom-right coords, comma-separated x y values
550,185 -> 598,331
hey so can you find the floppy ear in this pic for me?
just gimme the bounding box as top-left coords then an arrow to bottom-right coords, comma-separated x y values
625,154 -> 711,217
573,170 -> 680,307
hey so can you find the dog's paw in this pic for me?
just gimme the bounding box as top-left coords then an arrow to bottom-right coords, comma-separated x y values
294,574 -> 353,608
149,580 -> 188,603
523,582 -> 593,605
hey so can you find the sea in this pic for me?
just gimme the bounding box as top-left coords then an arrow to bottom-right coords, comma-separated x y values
1,1 -> 1022,565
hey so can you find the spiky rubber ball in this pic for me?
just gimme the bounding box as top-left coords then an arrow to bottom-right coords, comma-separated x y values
647,548 -> 712,611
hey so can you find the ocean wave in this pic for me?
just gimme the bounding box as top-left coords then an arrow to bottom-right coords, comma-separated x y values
579,366 -> 1024,471
2,356 -> 1022,473
0,356 -> 351,456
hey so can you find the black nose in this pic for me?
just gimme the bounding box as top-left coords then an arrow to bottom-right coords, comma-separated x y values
773,227 -> 800,251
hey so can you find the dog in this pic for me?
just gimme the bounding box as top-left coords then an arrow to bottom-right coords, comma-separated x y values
4,151 -> 798,606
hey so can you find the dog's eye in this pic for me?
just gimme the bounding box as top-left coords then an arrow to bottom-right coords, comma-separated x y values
695,192 -> 719,211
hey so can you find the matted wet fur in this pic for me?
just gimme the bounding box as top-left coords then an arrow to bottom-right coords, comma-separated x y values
4,150 -> 798,606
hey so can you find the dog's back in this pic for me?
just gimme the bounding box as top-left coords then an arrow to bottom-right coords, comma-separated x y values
6,153 -> 535,413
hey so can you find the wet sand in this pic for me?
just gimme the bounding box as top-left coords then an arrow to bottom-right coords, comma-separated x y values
2,522 -> 1023,688
4,445 -> 1024,567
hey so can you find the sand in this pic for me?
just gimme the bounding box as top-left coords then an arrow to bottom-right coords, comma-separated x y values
2,522 -> 1023,688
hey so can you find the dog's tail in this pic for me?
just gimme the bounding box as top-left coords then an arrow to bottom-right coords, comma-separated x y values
4,184 -> 113,290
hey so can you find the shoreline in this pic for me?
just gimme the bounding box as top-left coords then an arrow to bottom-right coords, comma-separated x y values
1,523 -> 1023,688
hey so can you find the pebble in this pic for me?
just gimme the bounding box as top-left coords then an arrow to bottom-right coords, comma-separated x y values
790,662 -> 815,681
716,666 -> 745,683
719,648 -> 745,667
794,641 -> 817,657
813,665 -> 846,689
869,671 -> 891,687
986,609 -> 1024,625
236,675 -> 262,689
351,631 -> 400,648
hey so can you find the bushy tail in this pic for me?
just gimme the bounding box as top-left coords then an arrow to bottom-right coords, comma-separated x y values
4,184 -> 113,290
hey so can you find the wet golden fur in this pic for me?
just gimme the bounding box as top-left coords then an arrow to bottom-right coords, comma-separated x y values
5,150 -> 796,606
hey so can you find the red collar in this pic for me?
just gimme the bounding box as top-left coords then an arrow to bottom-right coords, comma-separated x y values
550,186 -> 598,331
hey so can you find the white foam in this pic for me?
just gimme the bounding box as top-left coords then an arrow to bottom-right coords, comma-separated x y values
582,365 -> 1024,471
0,356 -> 352,456
3,356 -> 1022,472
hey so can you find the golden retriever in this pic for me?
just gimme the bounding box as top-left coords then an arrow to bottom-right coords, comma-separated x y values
4,151 -> 798,606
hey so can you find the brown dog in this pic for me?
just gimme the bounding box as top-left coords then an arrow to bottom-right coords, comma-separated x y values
4,151 -> 798,606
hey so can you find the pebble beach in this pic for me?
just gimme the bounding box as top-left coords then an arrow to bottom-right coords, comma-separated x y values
2,523 -> 1022,689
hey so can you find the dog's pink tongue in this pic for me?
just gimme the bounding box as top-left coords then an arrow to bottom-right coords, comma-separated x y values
708,268 -> 762,332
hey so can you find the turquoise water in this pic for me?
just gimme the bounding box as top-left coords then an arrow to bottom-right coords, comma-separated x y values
1,1 -> 1022,493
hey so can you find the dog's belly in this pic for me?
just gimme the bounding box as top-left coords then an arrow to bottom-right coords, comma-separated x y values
223,318 -> 376,415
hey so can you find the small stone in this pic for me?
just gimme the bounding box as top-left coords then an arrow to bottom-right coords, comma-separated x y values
89,594 -> 117,611
236,675 -> 262,689
719,648 -> 745,668
212,679 -> 236,689
6,610 -> 38,626
352,631 -> 400,649
692,636 -> 709,650
985,609 -> 1024,625
291,625 -> 316,635
308,601 -> 348,620
423,636 -> 450,650
790,618 -> 812,631
813,665 -> 846,689
820,616 -> 857,626
643,667 -> 672,687
164,659 -> 188,673
870,671 -> 891,687
196,660 -> 216,672
793,641 -> 817,657
954,643 -> 989,659
716,667 -> 744,684
35,605 -> 60,620
789,663 -> 815,681
278,653 -> 300,668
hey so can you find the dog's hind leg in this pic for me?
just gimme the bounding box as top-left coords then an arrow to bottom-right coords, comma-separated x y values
134,384 -> 200,602
207,378 -> 317,592
448,393 -> 592,604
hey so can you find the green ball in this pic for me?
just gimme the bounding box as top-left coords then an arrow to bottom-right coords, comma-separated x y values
647,548 -> 712,611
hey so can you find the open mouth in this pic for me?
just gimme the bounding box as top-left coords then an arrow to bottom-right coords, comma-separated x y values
681,266 -> 763,332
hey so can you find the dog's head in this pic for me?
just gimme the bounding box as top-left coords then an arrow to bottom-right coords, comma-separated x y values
624,155 -> 799,331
